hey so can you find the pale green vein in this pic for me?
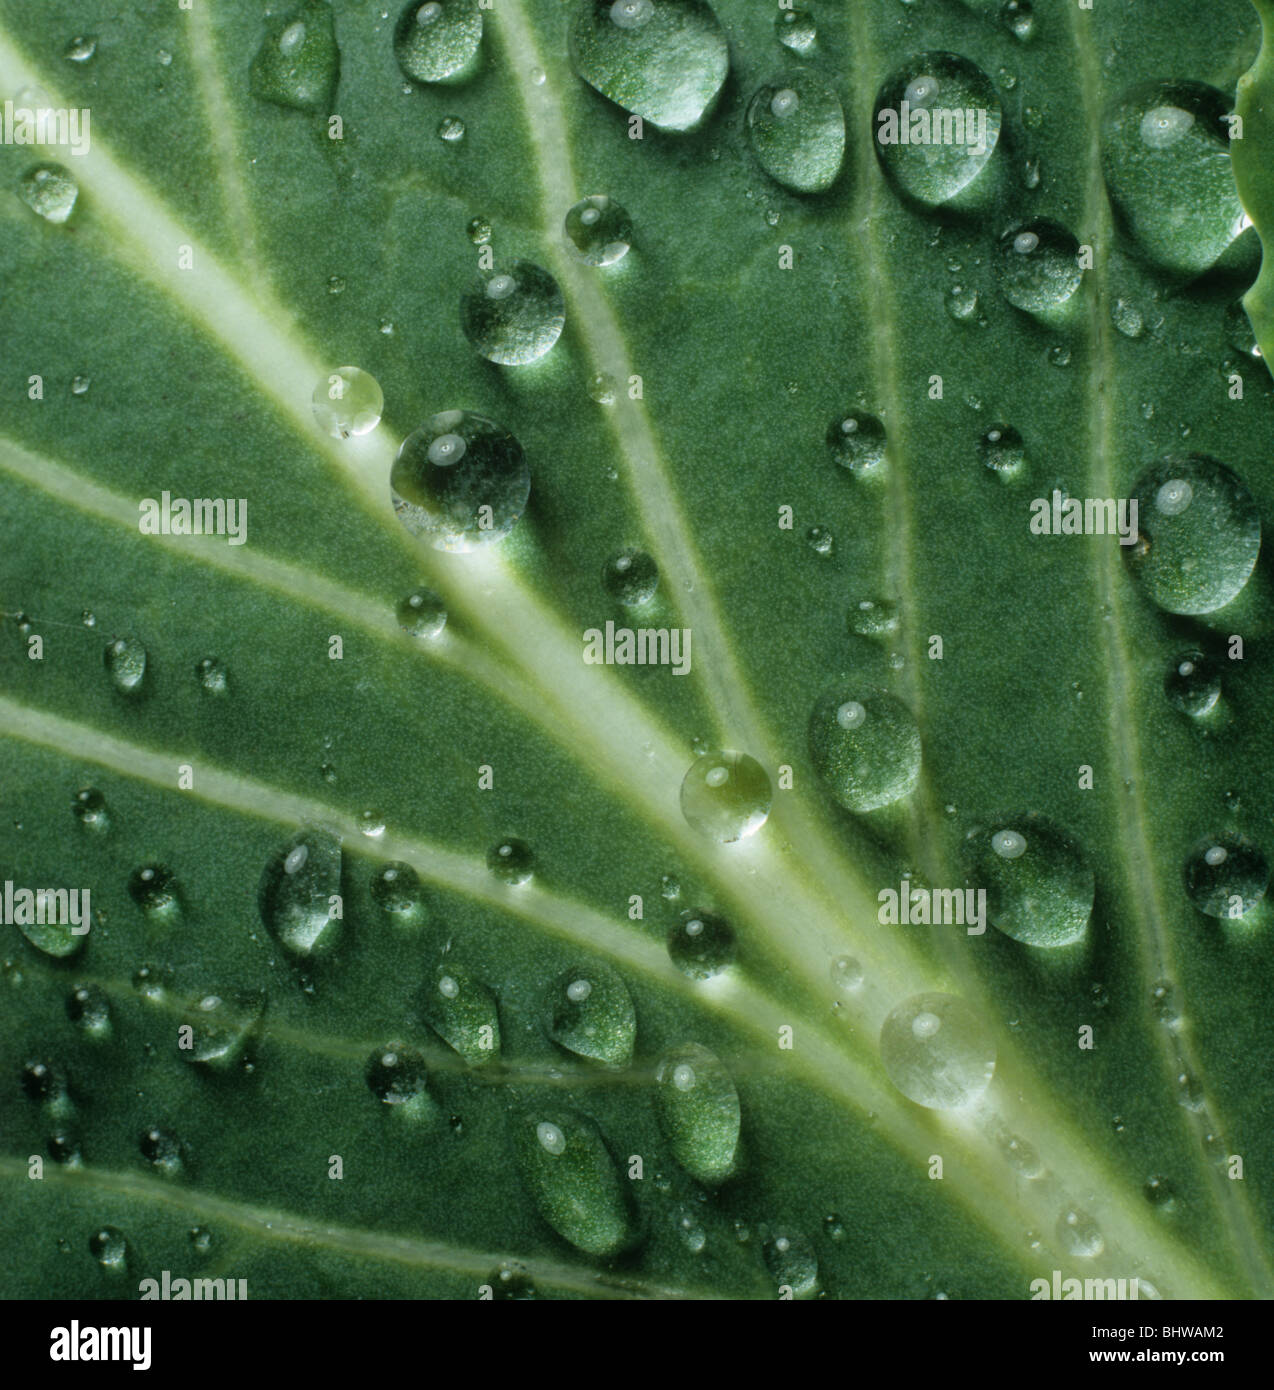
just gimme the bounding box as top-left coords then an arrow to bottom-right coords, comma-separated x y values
1070,4 -> 1274,1297
0,1158 -> 697,1299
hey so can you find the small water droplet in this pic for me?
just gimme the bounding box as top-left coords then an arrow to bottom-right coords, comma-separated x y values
89,1227 -> 127,1270
365,1045 -> 430,1108
488,837 -> 534,885
128,864 -> 180,918
669,909 -> 734,980
195,656 -> 229,695
1056,1206 -> 1104,1257
747,75 -> 845,194
880,993 -> 995,1108
997,219 -> 1082,314
437,114 -> 465,141
809,689 -> 921,813
104,636 -> 147,694
680,749 -> 771,842
545,963 -> 635,1067
19,165 -> 78,223
602,548 -> 658,606
1164,649 -> 1220,717
826,411 -> 887,475
980,424 -> 1025,474
1001,0 -> 1034,41
259,828 -> 344,957
64,34 -> 98,62
250,3 -> 339,113
66,983 -> 112,1036
964,815 -> 1093,947
71,787 -> 111,834
312,367 -> 383,439
565,195 -> 632,266
776,8 -> 816,53
1183,832 -> 1268,918
460,262 -> 564,365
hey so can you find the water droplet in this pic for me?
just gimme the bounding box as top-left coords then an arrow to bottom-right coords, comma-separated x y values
746,74 -> 845,194
460,261 -> 564,365
358,810 -> 386,839
602,548 -> 658,605
437,114 -> 465,141
19,164 -> 78,223
1224,300 -> 1261,359
668,909 -> 735,980
873,54 -> 1002,205
588,371 -> 617,404
808,689 -> 921,813
487,837 -> 534,885
848,598 -> 899,638
1111,297 -> 1145,338
830,954 -> 863,991
944,283 -> 980,322
258,827 -> 344,957
312,367 -> 383,439
879,992 -> 996,1108
396,588 -> 447,639
1102,81 -> 1244,277
963,815 -> 1093,947
181,991 -> 264,1070
806,525 -> 834,555
1056,1206 -> 1104,1257
1001,1132 -> 1044,1177
393,0 -> 482,83
193,657 -> 229,695
66,983 -> 112,1037
391,410 -> 529,552
128,864 -> 180,919
980,424 -> 1025,475
1125,455 -> 1259,614
467,214 -> 492,245
679,749 -> 771,843
488,1259 -> 537,1298
70,374 -> 91,396
1001,0 -> 1034,40
660,874 -> 681,900
1143,1174 -> 1175,1209
21,1059 -> 66,1106
1048,343 -> 1071,368
365,1045 -> 430,1109
370,861 -> 426,918
1183,832 -> 1268,918
1164,649 -> 1220,717
65,34 -> 98,62
826,411 -> 887,475
565,195 -> 633,266
104,636 -> 147,694
654,1043 -> 739,1185
776,8 -> 816,53
764,1231 -> 819,1298
140,1125 -> 185,1178
570,0 -> 728,132
545,963 -> 635,1067
89,1227 -> 127,1270
996,219 -> 1082,314
71,787 -> 111,834
250,1 -> 339,113
420,966 -> 500,1064
513,1108 -> 636,1254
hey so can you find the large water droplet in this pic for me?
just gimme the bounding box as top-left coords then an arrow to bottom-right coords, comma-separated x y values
545,962 -> 635,1067
776,8 -> 816,53
565,195 -> 633,266
420,966 -> 500,1064
258,828 -> 343,957
391,410 -> 529,552
873,53 -> 1001,205
394,0 -> 482,84
809,689 -> 920,812
601,548 -> 658,605
1102,82 -> 1244,277
1183,833 -> 1268,918
1125,455 -> 1259,615
512,1107 -> 636,1255
1164,649 -> 1221,717
250,1 -> 339,113
19,165 -> 78,223
104,636 -> 147,694
568,0 -> 729,132
653,1043 -> 739,1185
962,815 -> 1093,947
746,73 -> 845,194
13,889 -> 87,958
668,909 -> 734,979
460,262 -> 564,365
879,992 -> 996,1108
312,367 -> 383,439
679,749 -> 771,842
996,219 -> 1082,313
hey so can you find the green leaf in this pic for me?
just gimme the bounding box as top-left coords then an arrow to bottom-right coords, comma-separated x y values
2,0 -> 1274,1302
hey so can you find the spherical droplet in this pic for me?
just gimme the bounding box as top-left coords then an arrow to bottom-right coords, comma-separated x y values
1102,81 -> 1244,277
764,1231 -> 820,1298
945,283 -> 980,322
1125,455 -> 1259,615
487,837 -> 534,885
826,411 -> 887,475
66,983 -> 112,1037
879,992 -> 996,1109
963,815 -> 1093,947
258,827 -> 343,957
1001,0 -> 1034,40
394,0 -> 482,84
420,965 -> 500,1064
654,1043 -> 739,1185
848,598 -> 899,638
395,588 -> 448,640
104,636 -> 147,694
437,114 -> 466,141
391,410 -> 529,552
996,219 -> 1082,314
668,909 -> 734,980
460,261 -> 564,365
873,54 -> 1002,205
1164,649 -> 1221,717
1183,832 -> 1269,919
809,689 -> 921,813
250,3 -> 339,113
140,1126 -> 185,1177
467,214 -> 492,245
746,73 -> 845,194
312,367 -> 383,439
980,424 -> 1025,474
128,864 -> 180,918
370,861 -> 426,919
365,1045 -> 430,1108
65,35 -> 98,62
601,548 -> 658,605
569,0 -> 729,132
89,1227 -> 127,1270
545,962 -> 636,1067
679,749 -> 771,843
565,195 -> 633,266
1056,1206 -> 1104,1258
19,165 -> 78,223
830,954 -> 863,991
71,787 -> 111,834
180,991 -> 264,1070
776,8 -> 816,52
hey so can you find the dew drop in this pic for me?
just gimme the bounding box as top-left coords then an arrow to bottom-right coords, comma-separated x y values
460,261 -> 564,365
128,864 -> 180,918
181,990 -> 264,1070
679,749 -> 771,842
250,1 -> 339,113
65,35 -> 98,62
944,283 -> 980,322
565,195 -> 633,266
394,0 -> 482,84
89,1227 -> 127,1270
487,837 -> 534,885
66,983 -> 112,1036
1111,297 -> 1145,338
365,1045 -> 430,1108
809,689 -> 921,813
996,219 -> 1082,314
980,423 -> 1025,474
1001,0 -> 1034,40
104,636 -> 147,694
879,992 -> 996,1108
764,1231 -> 820,1298
1183,832 -> 1268,919
140,1125 -> 185,1178
72,787 -> 111,834
467,215 -> 492,245
747,75 -> 844,194
848,598 -> 899,638
830,955 -> 863,991
1164,649 -> 1220,717
488,1260 -> 536,1299
437,114 -> 465,141
19,165 -> 78,223
391,410 -> 529,552
776,8 -> 816,53
668,909 -> 734,980
1224,301 -> 1261,359
826,410 -> 887,475
601,548 -> 658,605
806,524 -> 835,555
545,962 -> 636,1067
312,367 -> 383,439
654,1044 -> 739,1184
421,966 -> 501,1064
964,815 -> 1093,947
259,827 -> 343,958
1056,1206 -> 1104,1258
588,372 -> 617,404
395,588 -> 447,639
